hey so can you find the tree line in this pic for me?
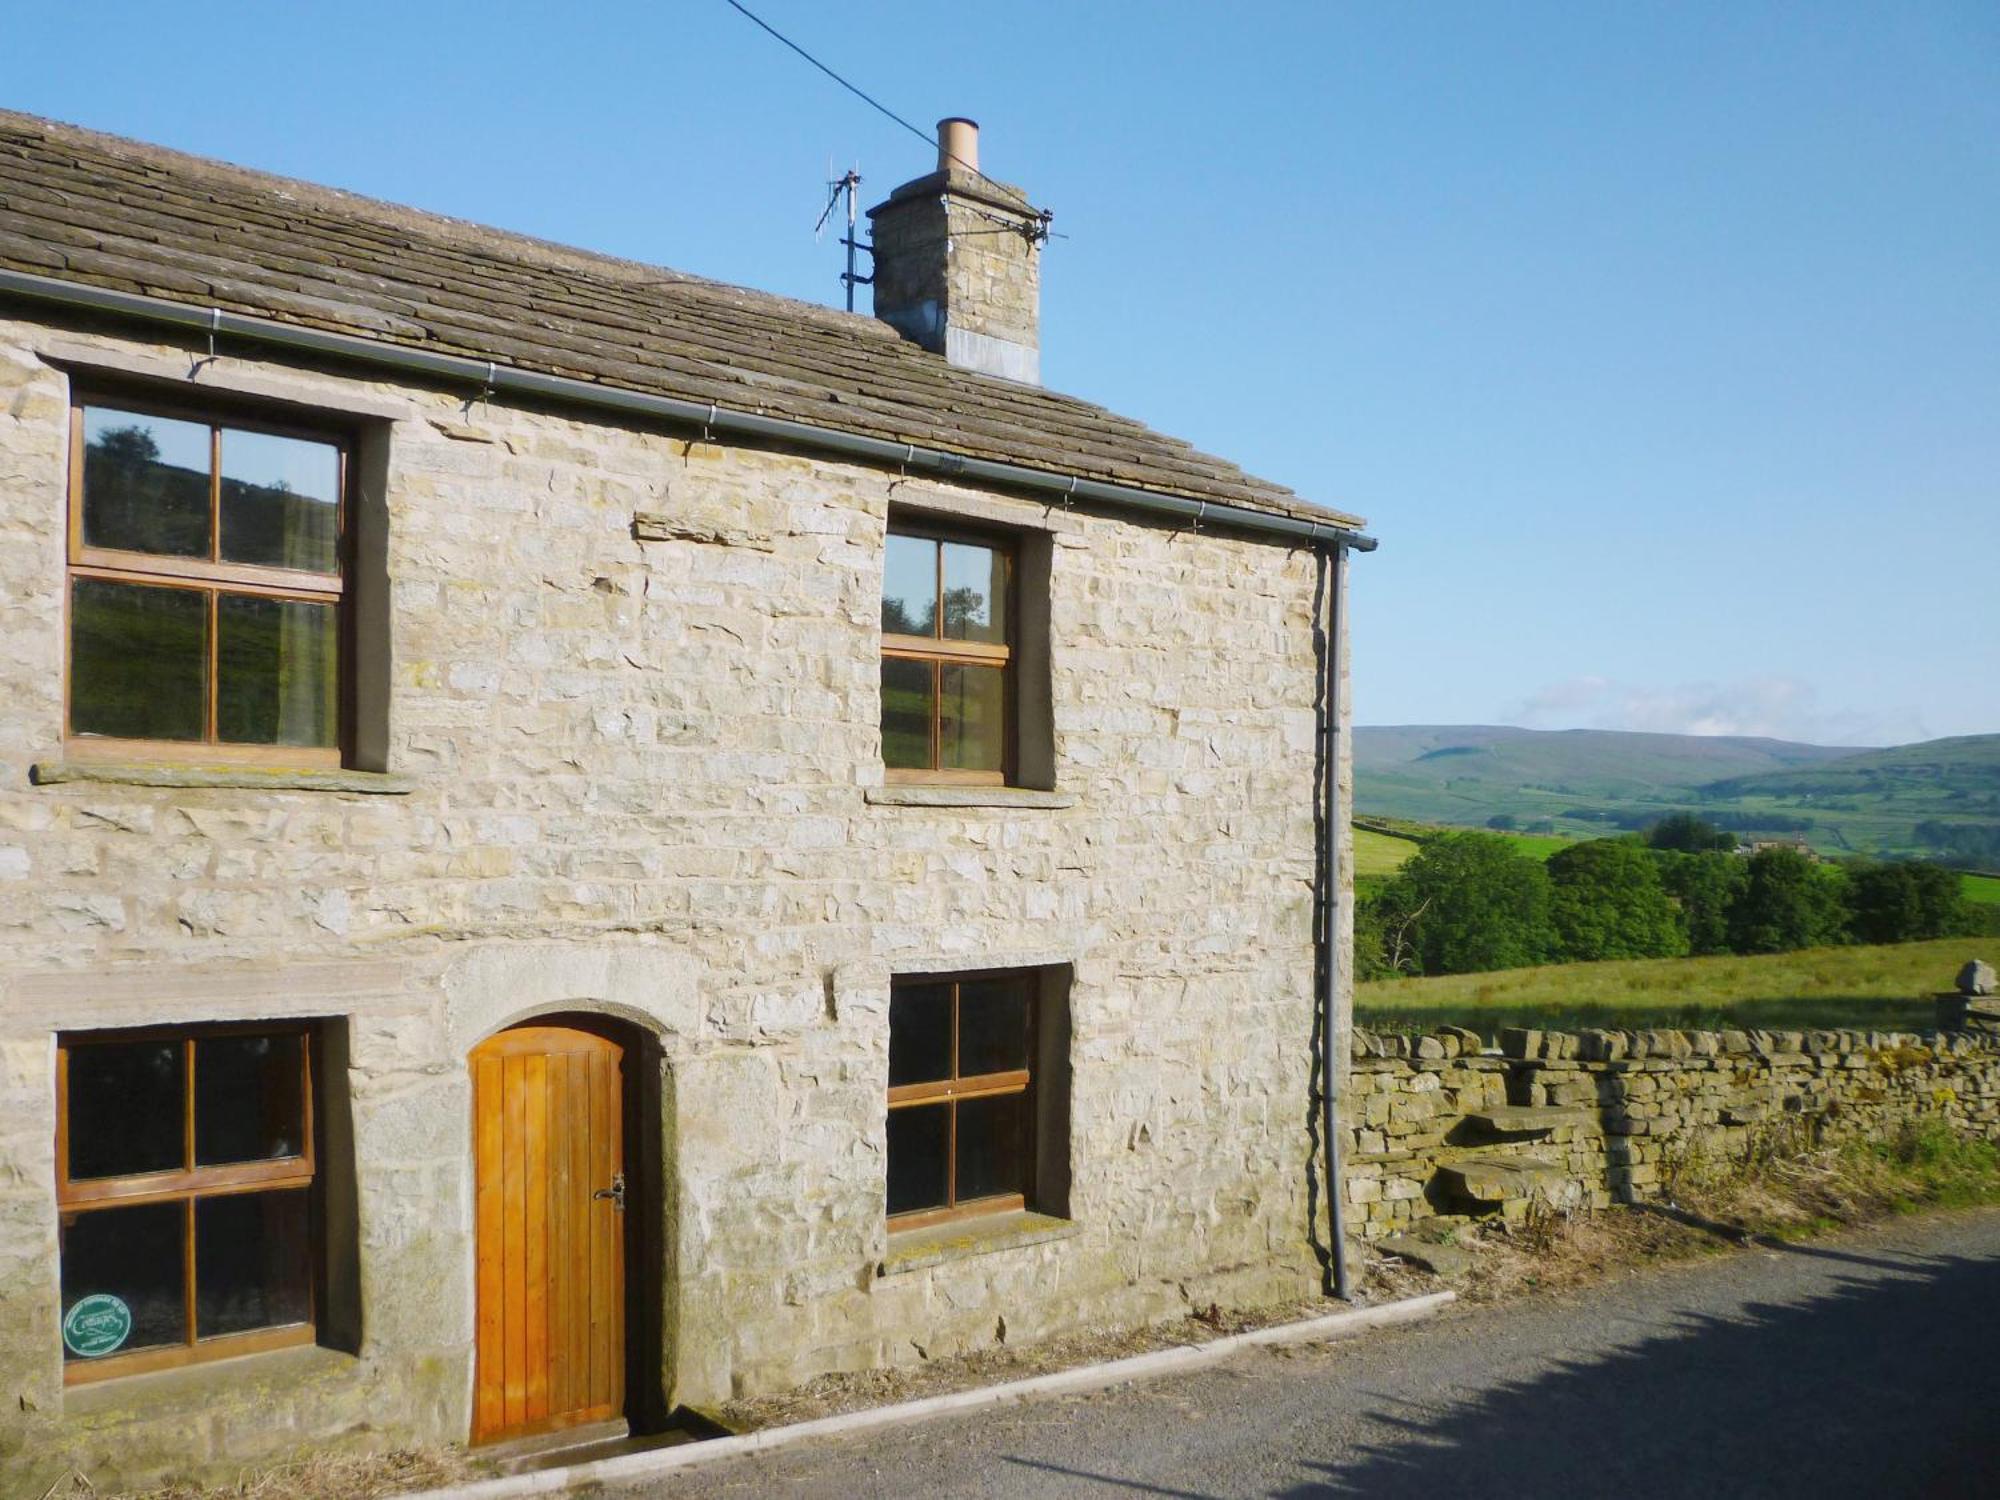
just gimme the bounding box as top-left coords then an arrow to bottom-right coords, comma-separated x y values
1357,814 -> 1994,981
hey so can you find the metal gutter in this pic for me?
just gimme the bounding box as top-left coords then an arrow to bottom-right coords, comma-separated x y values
0,267 -> 1378,553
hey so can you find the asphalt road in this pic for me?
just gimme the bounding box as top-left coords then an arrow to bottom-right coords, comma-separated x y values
616,1208 -> 2000,1499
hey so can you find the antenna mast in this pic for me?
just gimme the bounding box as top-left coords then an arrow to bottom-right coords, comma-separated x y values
814,167 -> 870,312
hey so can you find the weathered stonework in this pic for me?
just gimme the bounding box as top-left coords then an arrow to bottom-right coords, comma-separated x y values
1343,1024 -> 2000,1237
869,167 -> 1044,383
0,317 -> 1345,1490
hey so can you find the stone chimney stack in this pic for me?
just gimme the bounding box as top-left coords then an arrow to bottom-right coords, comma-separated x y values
868,118 -> 1045,384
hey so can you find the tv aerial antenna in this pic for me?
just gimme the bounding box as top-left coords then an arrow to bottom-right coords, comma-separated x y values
814,162 -> 871,312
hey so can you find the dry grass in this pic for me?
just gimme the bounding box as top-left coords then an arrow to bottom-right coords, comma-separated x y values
1382,1118 -> 2000,1307
715,1292 -> 1348,1431
108,1448 -> 477,1500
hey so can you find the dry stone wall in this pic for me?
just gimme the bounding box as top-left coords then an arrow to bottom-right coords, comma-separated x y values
1344,1023 -> 2000,1239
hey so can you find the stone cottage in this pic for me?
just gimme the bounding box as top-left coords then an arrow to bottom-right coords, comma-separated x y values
0,111 -> 1374,1487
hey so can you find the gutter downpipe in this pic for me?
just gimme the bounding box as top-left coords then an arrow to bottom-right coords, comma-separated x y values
1321,539 -> 1353,1299
0,269 -> 1379,554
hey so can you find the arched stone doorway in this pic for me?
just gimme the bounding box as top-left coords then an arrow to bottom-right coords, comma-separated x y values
468,1015 -> 649,1446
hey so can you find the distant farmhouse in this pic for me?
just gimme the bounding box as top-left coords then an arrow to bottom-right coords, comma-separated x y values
0,113 -> 1373,1486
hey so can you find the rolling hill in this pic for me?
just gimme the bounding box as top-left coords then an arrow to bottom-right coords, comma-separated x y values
1355,726 -> 2000,860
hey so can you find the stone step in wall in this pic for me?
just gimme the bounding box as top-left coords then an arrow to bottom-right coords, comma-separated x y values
1342,1024 -> 2000,1240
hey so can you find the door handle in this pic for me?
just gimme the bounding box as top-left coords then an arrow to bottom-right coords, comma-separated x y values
593,1172 -> 626,1212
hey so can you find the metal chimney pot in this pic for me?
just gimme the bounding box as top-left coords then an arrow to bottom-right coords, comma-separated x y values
937,117 -> 979,175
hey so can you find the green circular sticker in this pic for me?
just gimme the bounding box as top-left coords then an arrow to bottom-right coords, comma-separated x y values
63,1294 -> 132,1358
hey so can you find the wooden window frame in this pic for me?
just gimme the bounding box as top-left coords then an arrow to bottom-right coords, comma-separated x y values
55,1021 -> 320,1385
886,970 -> 1036,1232
882,521 -> 1016,787
64,391 -> 355,769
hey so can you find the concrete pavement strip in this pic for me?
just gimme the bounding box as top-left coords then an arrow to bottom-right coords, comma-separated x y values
412,1291 -> 1456,1499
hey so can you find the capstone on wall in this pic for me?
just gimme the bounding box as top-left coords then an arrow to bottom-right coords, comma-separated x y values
0,316 -> 1338,1489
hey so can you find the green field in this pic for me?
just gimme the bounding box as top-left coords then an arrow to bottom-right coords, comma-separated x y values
1353,820 -> 1571,880
1354,936 -> 1979,1038
1353,826 -> 1419,878
1963,872 -> 2000,907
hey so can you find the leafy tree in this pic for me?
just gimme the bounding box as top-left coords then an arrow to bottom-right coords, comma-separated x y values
1913,821 -> 2000,867
1845,861 -> 1971,944
1646,813 -> 1737,853
1486,814 -> 1519,831
1653,850 -> 1749,955
1726,848 -> 1847,954
1381,831 -> 1554,976
1353,882 -> 1412,981
1546,839 -> 1688,962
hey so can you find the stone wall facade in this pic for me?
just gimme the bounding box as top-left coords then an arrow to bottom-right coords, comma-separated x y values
0,315 -> 1348,1489
1343,1024 -> 2000,1239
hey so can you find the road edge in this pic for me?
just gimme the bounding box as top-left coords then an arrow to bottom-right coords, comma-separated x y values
414,1291 -> 1456,1498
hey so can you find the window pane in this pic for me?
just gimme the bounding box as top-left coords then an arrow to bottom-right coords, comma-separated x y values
939,663 -> 1005,773
886,1104 -> 950,1217
881,532 -> 937,636
69,578 -> 207,742
67,1039 -> 184,1180
60,1201 -> 187,1359
955,1092 -> 1030,1205
196,1189 -> 312,1338
219,428 -> 340,573
881,656 -> 934,770
216,594 -> 337,747
196,1033 -> 306,1166
81,407 -> 212,558
958,977 -> 1031,1077
888,983 -> 954,1087
941,541 -> 1006,644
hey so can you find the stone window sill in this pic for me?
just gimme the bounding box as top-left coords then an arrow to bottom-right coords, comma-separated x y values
879,1210 -> 1081,1277
865,786 -> 1075,810
30,761 -> 413,795
63,1343 -> 356,1418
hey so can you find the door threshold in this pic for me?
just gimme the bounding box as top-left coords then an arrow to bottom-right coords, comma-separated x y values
476,1417 -> 629,1471
484,1419 -> 717,1477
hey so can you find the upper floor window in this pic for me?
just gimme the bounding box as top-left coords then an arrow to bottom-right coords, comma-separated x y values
67,398 -> 347,766
880,525 -> 1012,783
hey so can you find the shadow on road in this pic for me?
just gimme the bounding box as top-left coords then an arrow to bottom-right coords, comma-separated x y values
1276,1247 -> 2000,1499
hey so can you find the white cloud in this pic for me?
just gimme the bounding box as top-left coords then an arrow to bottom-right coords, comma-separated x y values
1509,675 -> 1926,747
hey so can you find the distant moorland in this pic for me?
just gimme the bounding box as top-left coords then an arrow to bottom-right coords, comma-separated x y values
1356,725 -> 2000,863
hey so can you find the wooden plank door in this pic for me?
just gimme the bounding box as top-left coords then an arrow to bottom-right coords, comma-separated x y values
471,1024 -> 625,1445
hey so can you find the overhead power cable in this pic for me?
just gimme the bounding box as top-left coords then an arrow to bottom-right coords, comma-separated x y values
720,0 -> 1054,233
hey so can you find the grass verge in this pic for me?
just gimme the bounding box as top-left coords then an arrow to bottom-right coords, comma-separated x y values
1386,1119 -> 2000,1305
1355,936 -> 1979,1036
111,1449 -> 477,1500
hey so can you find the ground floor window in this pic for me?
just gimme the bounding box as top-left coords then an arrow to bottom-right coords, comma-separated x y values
56,1022 -> 319,1382
886,970 -> 1041,1229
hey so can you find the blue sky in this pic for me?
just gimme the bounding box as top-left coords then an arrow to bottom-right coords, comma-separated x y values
6,2 -> 1994,745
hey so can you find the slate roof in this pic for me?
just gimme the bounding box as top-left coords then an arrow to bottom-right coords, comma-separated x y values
0,111 -> 1357,527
